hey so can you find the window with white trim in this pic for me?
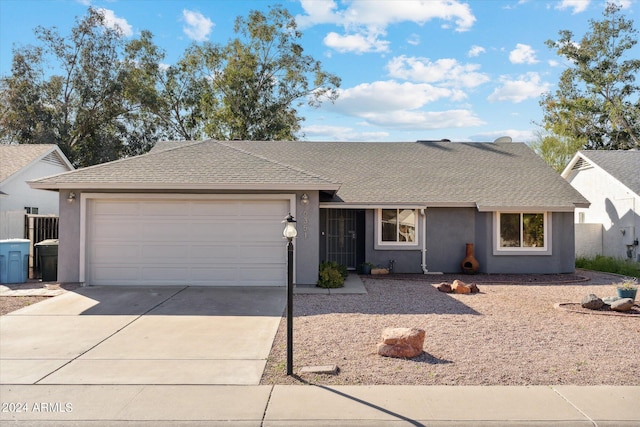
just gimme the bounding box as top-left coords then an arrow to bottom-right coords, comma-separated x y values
378,209 -> 417,245
496,212 -> 548,251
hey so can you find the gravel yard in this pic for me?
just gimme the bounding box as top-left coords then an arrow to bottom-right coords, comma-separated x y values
260,270 -> 640,386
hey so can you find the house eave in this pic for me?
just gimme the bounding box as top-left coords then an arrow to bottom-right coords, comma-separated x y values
476,204 -> 579,212
28,181 -> 341,193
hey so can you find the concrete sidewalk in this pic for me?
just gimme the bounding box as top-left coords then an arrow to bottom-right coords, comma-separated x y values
1,384 -> 638,426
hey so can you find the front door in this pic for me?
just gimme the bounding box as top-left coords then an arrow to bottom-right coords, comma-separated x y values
325,209 -> 363,270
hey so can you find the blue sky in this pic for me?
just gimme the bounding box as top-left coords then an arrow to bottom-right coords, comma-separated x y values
1,0 -> 638,143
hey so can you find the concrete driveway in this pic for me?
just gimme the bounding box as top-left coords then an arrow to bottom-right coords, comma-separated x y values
0,286 -> 285,385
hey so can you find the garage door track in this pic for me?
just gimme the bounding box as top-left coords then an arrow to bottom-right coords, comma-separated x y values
0,286 -> 285,385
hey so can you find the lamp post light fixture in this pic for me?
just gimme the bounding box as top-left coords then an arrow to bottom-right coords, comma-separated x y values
282,213 -> 297,376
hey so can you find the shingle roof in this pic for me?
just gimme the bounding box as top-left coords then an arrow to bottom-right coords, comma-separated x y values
30,140 -> 339,191
30,140 -> 588,209
578,150 -> 640,196
0,144 -> 62,183
221,140 -> 588,209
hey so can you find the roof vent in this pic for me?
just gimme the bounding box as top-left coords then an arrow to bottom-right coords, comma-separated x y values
572,157 -> 592,170
42,152 -> 65,167
493,136 -> 512,143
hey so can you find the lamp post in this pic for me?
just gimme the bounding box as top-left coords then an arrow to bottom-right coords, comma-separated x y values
282,213 -> 297,376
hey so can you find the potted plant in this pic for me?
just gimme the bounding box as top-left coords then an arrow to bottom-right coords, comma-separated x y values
361,262 -> 375,275
616,278 -> 638,301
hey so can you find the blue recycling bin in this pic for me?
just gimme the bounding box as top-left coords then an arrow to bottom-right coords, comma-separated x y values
0,239 -> 30,284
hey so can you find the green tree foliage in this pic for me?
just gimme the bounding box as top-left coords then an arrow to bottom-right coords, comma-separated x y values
540,3 -> 640,152
530,129 -> 585,172
183,5 -> 341,141
1,6 -> 340,166
0,8 -> 163,166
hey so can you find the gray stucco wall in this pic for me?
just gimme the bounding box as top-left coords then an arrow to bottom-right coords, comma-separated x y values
361,208 -> 576,275
293,191 -> 320,285
57,190 -> 81,283
475,211 -> 576,274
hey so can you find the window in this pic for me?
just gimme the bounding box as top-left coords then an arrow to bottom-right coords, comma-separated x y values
24,207 -> 39,214
496,212 -> 547,251
378,209 -> 416,245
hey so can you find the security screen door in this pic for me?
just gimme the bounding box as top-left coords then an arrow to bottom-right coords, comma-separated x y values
326,209 -> 358,269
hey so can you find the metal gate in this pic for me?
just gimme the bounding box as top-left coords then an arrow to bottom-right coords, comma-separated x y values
326,209 -> 358,269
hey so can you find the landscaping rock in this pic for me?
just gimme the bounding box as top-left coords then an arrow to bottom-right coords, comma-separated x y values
452,280 -> 471,294
437,283 -> 452,293
611,298 -> 634,312
377,327 -> 425,358
602,296 -> 621,306
581,294 -> 604,310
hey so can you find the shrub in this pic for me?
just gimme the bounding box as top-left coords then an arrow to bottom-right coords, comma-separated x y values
318,261 -> 347,288
576,255 -> 640,278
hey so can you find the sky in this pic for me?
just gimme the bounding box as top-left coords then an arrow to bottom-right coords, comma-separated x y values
1,0 -> 638,144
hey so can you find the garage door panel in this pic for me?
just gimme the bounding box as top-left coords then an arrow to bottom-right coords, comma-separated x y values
87,198 -> 290,286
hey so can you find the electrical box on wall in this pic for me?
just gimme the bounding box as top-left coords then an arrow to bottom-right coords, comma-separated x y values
621,226 -> 635,245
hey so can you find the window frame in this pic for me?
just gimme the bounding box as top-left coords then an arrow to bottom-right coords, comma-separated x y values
376,208 -> 419,248
493,211 -> 551,255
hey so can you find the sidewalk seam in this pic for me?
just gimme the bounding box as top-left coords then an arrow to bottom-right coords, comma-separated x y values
33,286 -> 188,384
261,385 -> 275,427
551,386 -> 598,427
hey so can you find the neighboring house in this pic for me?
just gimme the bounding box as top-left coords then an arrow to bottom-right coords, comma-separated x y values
29,140 -> 589,287
562,150 -> 640,261
0,144 -> 74,239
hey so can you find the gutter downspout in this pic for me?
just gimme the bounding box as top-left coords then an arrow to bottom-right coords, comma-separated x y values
421,208 -> 428,273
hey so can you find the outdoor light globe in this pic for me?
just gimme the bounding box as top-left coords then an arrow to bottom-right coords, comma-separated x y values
283,222 -> 297,239
283,213 -> 297,239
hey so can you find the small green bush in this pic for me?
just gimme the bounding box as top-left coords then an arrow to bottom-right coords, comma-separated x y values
318,261 -> 347,288
576,255 -> 640,278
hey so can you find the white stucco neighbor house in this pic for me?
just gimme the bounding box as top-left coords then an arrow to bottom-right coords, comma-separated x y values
0,144 -> 74,239
29,139 -> 589,287
562,150 -> 640,261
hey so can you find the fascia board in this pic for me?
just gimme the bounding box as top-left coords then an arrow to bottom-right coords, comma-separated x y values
28,181 -> 340,192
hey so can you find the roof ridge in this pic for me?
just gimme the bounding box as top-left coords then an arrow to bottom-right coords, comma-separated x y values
216,141 -> 340,185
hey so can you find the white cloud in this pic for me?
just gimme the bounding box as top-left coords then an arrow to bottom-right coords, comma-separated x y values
97,8 -> 133,37
297,0 -> 476,53
324,31 -> 390,54
333,81 -> 456,114
182,10 -> 214,42
555,0 -> 590,14
301,124 -> 389,141
298,0 -> 475,30
509,43 -> 538,64
387,56 -> 490,89
360,110 -> 485,130
487,72 -> 551,103
468,45 -> 486,57
321,80 -> 484,130
407,34 -> 421,46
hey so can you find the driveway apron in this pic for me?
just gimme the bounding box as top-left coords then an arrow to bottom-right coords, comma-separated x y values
0,286 -> 285,385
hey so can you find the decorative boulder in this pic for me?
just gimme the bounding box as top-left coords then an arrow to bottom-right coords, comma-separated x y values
377,327 -> 425,358
602,296 -> 621,306
451,280 -> 471,294
581,294 -> 604,310
611,298 -> 634,312
437,283 -> 452,293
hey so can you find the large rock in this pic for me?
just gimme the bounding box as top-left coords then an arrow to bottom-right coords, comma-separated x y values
581,294 -> 604,310
437,283 -> 452,293
602,296 -> 621,306
377,327 -> 425,358
452,280 -> 471,294
611,298 -> 634,312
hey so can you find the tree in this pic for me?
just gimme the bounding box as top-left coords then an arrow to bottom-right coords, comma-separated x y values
0,8 -> 163,166
530,129 -> 584,173
541,3 -> 640,151
186,5 -> 341,141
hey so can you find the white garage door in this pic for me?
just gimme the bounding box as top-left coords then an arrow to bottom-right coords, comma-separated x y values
86,197 -> 290,286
